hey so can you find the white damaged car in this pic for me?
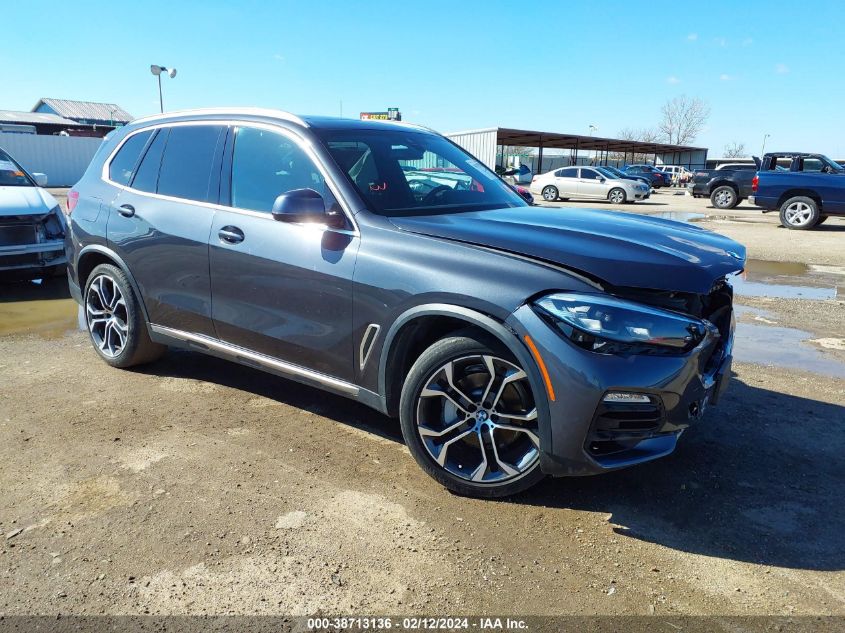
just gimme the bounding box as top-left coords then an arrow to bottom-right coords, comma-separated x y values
0,147 -> 67,280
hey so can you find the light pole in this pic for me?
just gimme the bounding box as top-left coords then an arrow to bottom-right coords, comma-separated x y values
150,65 -> 177,113
761,133 -> 770,156
589,125 -> 598,164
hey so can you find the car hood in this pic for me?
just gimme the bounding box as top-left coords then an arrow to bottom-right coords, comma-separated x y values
0,186 -> 57,217
389,207 -> 746,294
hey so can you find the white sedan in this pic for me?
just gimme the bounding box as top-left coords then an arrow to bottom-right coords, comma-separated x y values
530,166 -> 650,204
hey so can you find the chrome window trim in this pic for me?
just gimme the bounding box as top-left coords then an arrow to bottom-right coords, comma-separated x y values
100,118 -> 360,237
149,324 -> 359,396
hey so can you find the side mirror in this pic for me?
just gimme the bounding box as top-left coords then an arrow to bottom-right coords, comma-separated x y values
599,178 -> 606,183
271,188 -> 343,227
33,173 -> 48,187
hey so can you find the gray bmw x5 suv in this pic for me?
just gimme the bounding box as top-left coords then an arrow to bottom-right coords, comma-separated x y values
66,108 -> 744,497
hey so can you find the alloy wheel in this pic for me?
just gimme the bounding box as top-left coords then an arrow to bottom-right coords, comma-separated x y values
542,186 -> 557,201
415,354 -> 540,484
86,274 -> 129,358
715,189 -> 734,208
784,201 -> 813,226
609,189 -> 625,204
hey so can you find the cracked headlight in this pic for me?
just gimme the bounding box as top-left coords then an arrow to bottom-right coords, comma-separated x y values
534,292 -> 708,354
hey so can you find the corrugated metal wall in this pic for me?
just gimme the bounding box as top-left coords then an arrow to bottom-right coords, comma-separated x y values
657,149 -> 708,169
444,129 -> 498,170
0,134 -> 103,186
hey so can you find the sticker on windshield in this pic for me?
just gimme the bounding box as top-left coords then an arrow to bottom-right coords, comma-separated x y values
466,159 -> 497,180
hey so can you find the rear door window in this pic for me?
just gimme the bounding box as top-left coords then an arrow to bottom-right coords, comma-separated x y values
557,167 -> 578,178
767,157 -> 792,171
131,129 -> 169,193
109,130 -> 153,186
157,125 -> 225,202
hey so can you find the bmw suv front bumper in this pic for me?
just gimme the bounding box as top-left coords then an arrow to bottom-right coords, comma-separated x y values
506,302 -> 733,477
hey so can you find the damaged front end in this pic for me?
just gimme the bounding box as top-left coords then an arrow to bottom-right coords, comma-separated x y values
0,207 -> 67,279
579,279 -> 736,464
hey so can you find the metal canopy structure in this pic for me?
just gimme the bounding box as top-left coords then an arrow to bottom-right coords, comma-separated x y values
495,127 -> 707,171
445,127 -> 709,172
496,127 -> 704,155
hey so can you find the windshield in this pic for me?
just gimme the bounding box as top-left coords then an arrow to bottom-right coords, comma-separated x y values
0,150 -> 34,187
315,128 -> 526,216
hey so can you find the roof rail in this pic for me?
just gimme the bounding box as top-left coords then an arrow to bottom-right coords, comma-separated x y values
131,107 -> 308,127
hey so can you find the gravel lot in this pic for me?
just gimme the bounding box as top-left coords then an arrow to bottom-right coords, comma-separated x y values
1,189 -> 843,617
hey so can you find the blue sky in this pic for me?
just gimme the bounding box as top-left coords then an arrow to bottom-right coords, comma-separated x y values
3,1 -> 845,156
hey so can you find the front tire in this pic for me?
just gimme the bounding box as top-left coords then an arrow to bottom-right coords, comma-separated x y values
83,263 -> 165,368
710,185 -> 738,209
541,185 -> 558,202
399,332 -> 545,498
779,196 -> 820,230
608,188 -> 627,204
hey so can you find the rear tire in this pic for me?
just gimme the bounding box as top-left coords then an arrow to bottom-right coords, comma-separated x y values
779,196 -> 820,230
83,263 -> 165,368
541,186 -> 558,202
818,215 -> 829,225
399,332 -> 545,498
710,185 -> 738,209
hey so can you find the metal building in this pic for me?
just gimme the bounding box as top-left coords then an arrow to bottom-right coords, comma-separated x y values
445,127 -> 708,172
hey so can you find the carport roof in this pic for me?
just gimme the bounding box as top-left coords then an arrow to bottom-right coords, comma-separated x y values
452,127 -> 706,154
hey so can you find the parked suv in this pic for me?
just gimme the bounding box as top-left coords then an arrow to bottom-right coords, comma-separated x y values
66,108 -> 744,497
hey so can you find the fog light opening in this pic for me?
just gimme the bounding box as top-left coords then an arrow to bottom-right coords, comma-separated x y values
602,392 -> 652,404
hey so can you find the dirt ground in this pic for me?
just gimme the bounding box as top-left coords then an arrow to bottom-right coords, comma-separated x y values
1,189 -> 843,618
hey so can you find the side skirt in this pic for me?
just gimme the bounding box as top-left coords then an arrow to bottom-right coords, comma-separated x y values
148,324 -> 386,413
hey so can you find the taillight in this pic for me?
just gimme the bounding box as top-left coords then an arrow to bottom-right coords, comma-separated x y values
751,175 -> 759,192
66,189 -> 79,215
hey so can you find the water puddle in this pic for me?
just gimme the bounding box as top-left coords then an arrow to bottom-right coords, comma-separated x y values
651,211 -> 706,222
729,259 -> 838,300
734,322 -> 845,379
0,278 -> 80,338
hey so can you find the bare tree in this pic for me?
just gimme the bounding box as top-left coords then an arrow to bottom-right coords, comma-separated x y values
611,127 -> 663,163
723,141 -> 747,158
658,95 -> 710,145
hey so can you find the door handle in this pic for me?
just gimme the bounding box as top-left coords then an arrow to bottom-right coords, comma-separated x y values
117,204 -> 135,218
218,226 -> 245,244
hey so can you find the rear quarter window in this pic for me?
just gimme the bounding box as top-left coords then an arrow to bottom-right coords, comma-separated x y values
131,129 -> 169,193
108,130 -> 153,185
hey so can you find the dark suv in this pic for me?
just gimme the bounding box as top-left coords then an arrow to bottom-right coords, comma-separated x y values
66,108 -> 744,497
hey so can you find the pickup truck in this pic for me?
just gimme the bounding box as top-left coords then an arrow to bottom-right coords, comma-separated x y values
687,163 -> 757,209
750,152 -> 845,229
